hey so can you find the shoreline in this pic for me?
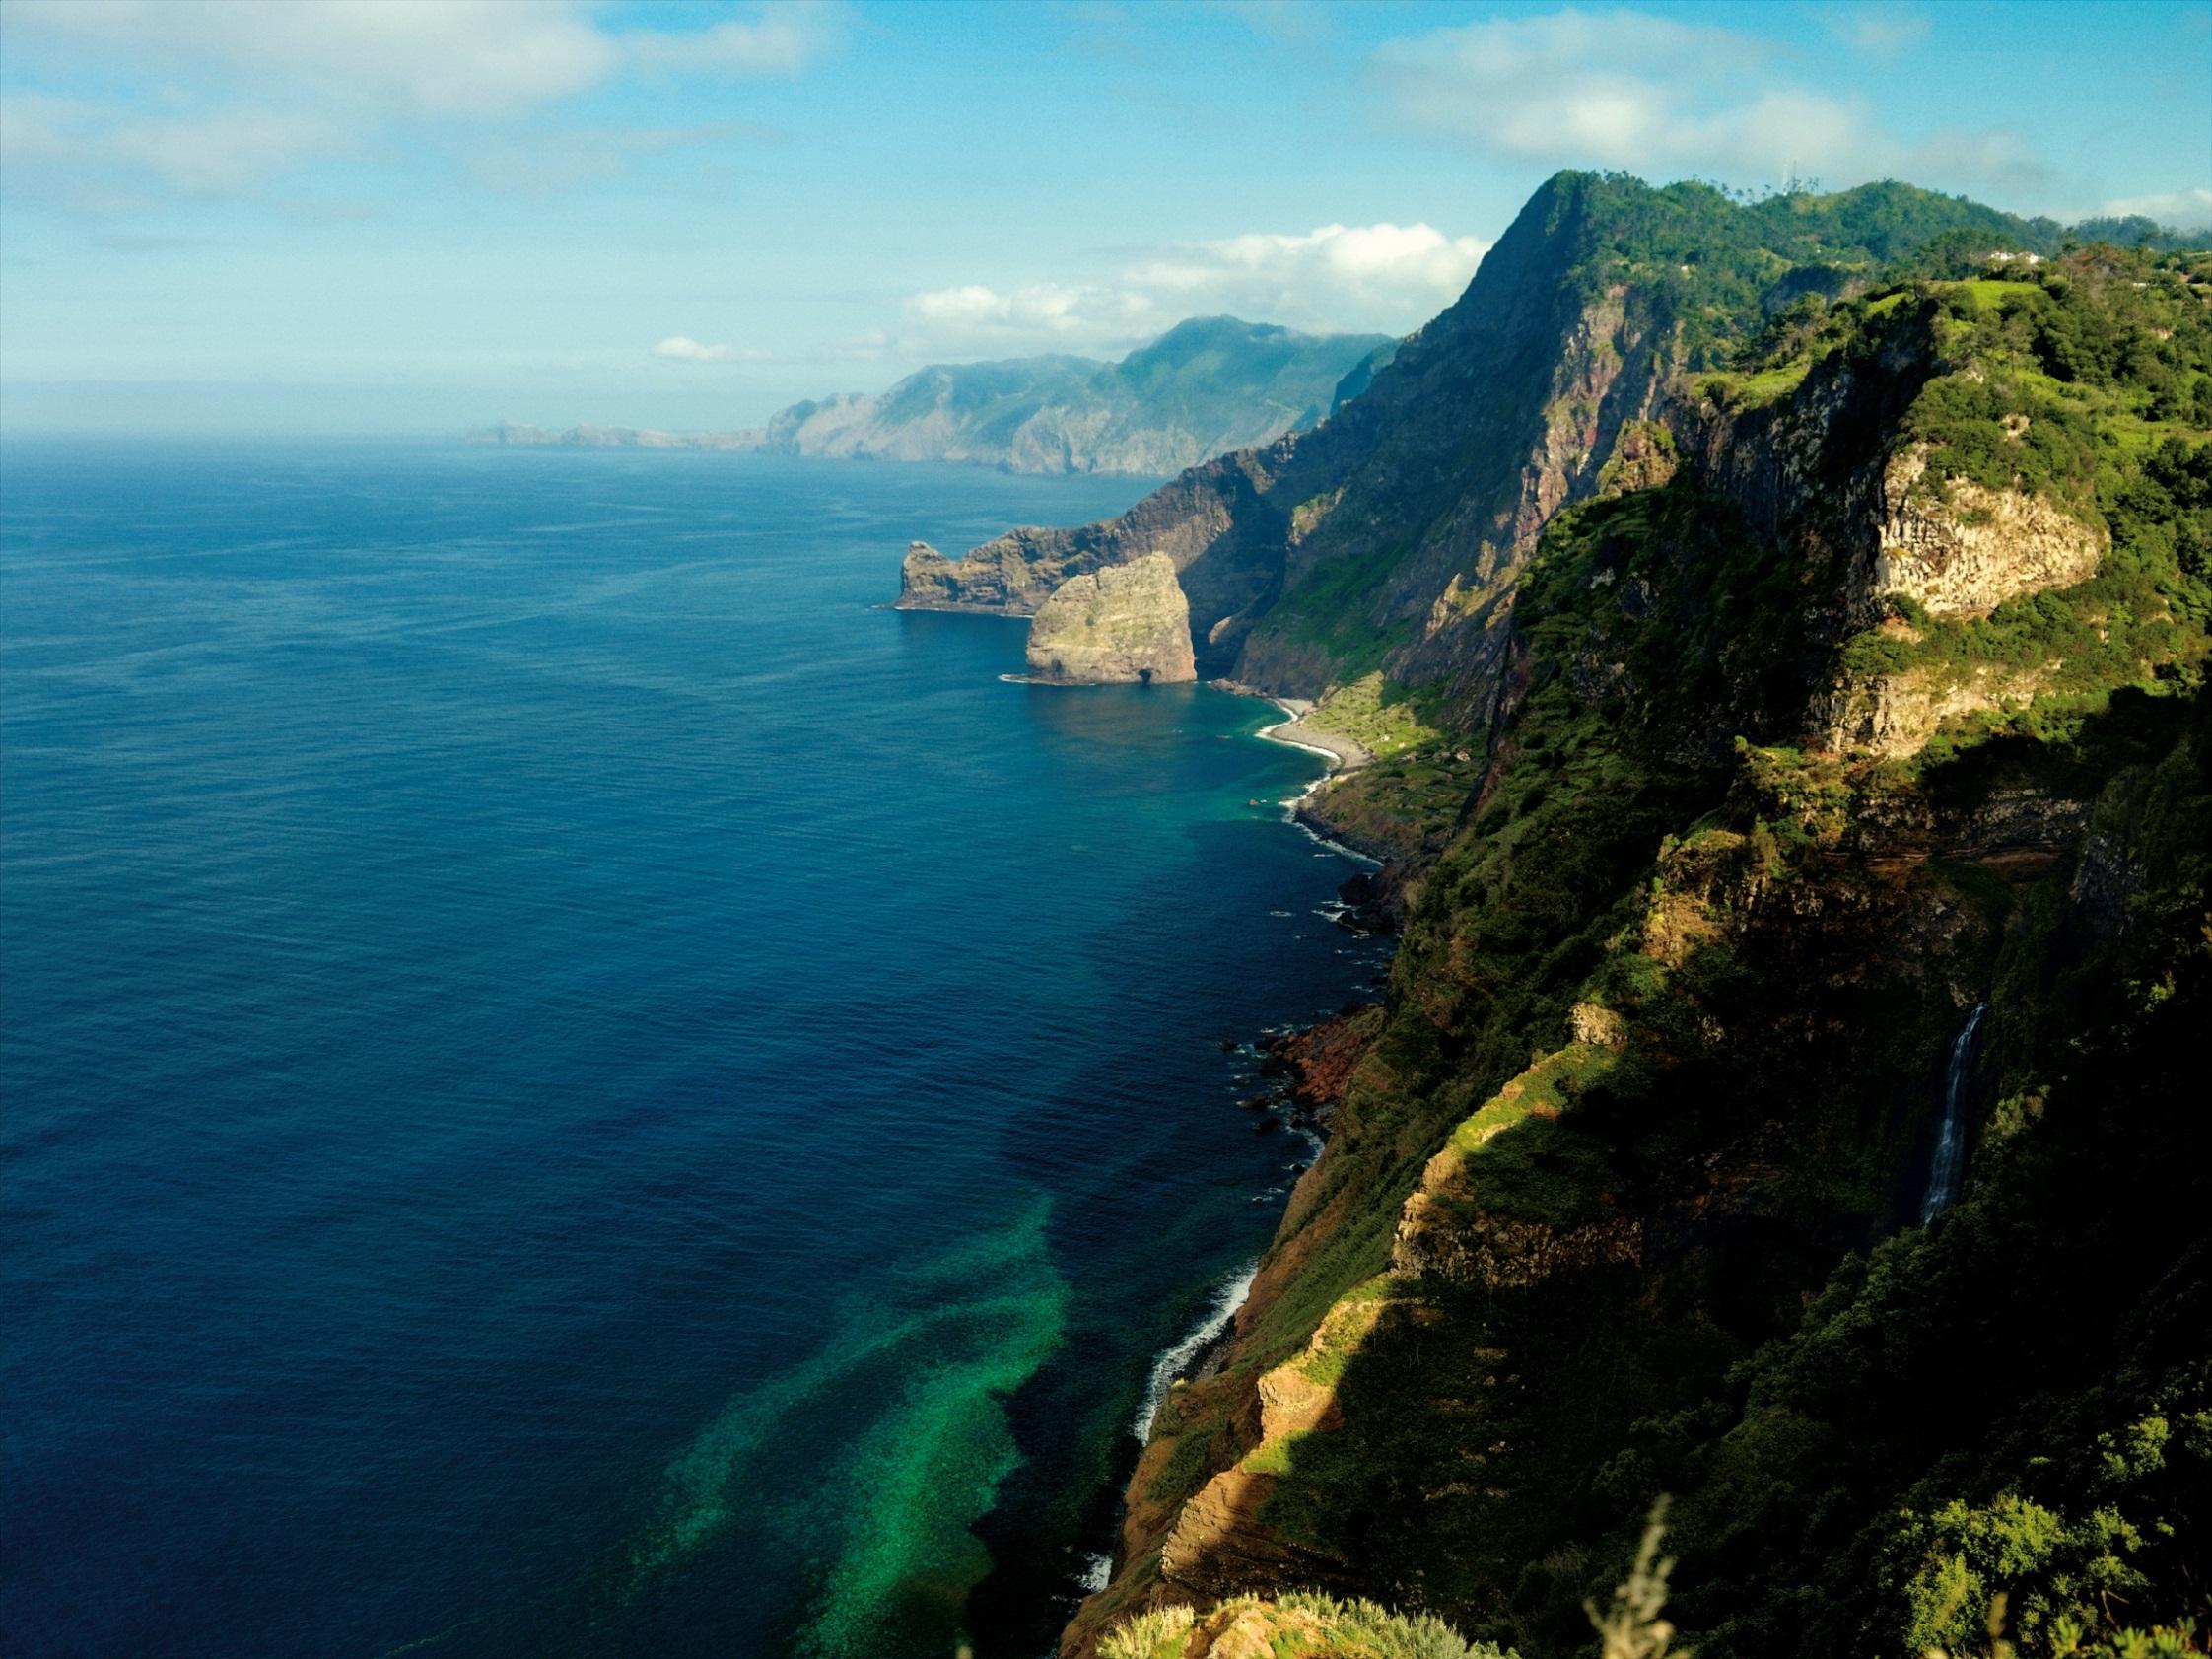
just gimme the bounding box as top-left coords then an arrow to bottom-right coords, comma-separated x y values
1066,694 -> 1393,1607
1210,680 -> 1374,784
1210,681 -> 1392,866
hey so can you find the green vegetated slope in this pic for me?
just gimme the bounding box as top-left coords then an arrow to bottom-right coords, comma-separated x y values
1242,178 -> 2083,687
907,173 -> 2077,682
1073,179 -> 2212,1659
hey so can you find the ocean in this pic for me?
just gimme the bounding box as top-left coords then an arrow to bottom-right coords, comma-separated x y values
0,442 -> 1390,1659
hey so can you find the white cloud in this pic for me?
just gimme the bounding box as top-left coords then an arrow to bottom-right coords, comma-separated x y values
905,282 -> 1145,338
0,0 -> 841,208
1821,5 -> 1932,59
898,220 -> 1490,357
2096,186 -> 2212,229
3,0 -> 613,118
1368,7 -> 2042,195
909,285 -> 1020,326
0,93 -> 344,205
652,337 -> 735,363
3,0 -> 842,118
629,8 -> 844,79
1131,222 -> 1488,320
106,110 -> 348,196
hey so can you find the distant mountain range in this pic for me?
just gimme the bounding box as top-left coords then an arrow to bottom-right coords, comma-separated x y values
469,316 -> 1396,476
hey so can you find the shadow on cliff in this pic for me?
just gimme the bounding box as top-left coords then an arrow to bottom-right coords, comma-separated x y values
1155,680 -> 2210,1658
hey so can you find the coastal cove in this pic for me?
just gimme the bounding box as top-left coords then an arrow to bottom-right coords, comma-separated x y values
0,443 -> 1394,1659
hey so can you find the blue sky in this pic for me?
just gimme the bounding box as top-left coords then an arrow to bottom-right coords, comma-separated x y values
2,0 -> 2207,434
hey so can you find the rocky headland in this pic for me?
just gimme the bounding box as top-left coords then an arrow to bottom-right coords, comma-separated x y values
936,173 -> 2212,1659
1023,554 -> 1198,685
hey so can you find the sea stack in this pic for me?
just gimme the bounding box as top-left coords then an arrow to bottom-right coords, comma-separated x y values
1023,553 -> 1196,685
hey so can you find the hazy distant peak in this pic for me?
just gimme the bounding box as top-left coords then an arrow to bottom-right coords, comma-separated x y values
476,316 -> 1396,476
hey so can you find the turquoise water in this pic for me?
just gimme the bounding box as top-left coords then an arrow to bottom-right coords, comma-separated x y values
0,443 -> 1389,1658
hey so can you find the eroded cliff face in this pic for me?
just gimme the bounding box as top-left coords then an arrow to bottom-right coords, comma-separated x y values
1815,657 -> 2052,757
1684,308 -> 2114,762
899,173 -> 1717,690
1024,554 -> 1197,685
1872,447 -> 2106,618
895,450 -> 1281,636
1065,233 -> 2212,1659
900,536 -> 1074,613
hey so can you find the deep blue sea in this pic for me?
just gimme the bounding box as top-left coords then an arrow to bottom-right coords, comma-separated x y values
0,443 -> 1389,1659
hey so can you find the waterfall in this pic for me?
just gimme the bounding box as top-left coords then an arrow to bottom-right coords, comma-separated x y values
1918,1002 -> 1988,1224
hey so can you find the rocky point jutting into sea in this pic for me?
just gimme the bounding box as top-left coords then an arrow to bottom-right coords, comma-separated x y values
906,171 -> 2212,1659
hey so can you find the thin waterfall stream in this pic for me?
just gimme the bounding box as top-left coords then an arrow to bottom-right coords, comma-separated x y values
1919,1002 -> 1989,1224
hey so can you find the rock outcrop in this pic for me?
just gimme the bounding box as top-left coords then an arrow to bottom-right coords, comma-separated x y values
900,538 -> 1075,613
895,449 -> 1285,662
1063,179 -> 2212,1659
1872,447 -> 2106,617
1816,660 -> 2051,757
1024,555 -> 1197,685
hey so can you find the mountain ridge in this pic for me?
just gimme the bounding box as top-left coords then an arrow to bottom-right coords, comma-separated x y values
467,315 -> 1393,477
1004,173 -> 2212,1659
897,174 -> 2093,685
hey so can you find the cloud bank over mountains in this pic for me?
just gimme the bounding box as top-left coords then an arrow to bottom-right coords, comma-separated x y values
894,222 -> 1491,357
1368,6 -> 2052,199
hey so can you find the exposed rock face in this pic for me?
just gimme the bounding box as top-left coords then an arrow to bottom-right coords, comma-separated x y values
1024,554 -> 1197,684
1155,1469 -> 1351,1604
1598,419 -> 1681,497
896,454 -> 1270,626
1688,314 -> 2108,759
1392,1194 -> 1645,1289
902,173 -> 1699,687
1874,448 -> 2106,617
1568,1002 -> 1629,1049
899,538 -> 1071,612
1270,1009 -> 1383,1111
1816,661 -> 2051,757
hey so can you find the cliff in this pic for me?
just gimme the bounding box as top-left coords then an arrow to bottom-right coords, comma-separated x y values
1025,554 -> 1197,685
1064,178 -> 2212,1659
473,317 -> 1389,478
899,175 -> 2072,692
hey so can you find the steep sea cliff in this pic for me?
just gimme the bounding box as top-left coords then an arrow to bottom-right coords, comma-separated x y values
915,174 -> 2211,1659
